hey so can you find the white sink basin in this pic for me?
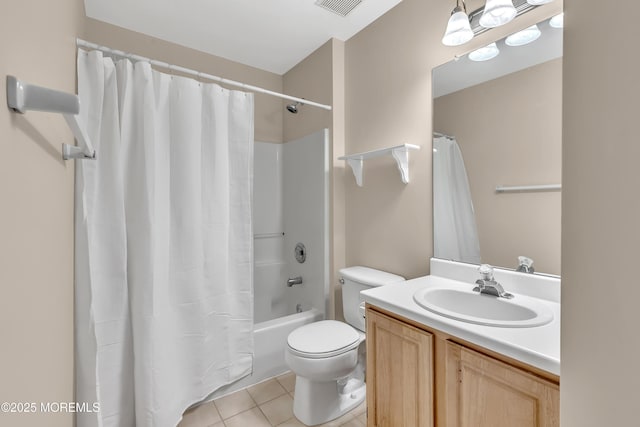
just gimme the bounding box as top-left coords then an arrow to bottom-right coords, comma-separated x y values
413,287 -> 554,328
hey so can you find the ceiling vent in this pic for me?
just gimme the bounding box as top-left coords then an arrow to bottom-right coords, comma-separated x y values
315,0 -> 363,17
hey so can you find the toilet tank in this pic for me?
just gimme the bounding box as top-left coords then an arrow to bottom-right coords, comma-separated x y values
340,266 -> 405,332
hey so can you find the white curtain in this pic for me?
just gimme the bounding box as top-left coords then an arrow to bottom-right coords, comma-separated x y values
75,50 -> 254,427
433,136 -> 481,264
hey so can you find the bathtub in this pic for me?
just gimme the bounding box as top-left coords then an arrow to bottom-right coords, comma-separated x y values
207,308 -> 323,400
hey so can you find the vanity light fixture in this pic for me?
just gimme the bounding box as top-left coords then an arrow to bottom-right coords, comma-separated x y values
549,12 -> 564,28
468,42 -> 500,61
526,0 -> 554,4
479,0 -> 517,28
441,0 -> 550,47
505,24 -> 541,46
442,0 -> 474,46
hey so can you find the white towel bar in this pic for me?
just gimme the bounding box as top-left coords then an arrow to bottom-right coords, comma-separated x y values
7,75 -> 96,160
495,184 -> 561,193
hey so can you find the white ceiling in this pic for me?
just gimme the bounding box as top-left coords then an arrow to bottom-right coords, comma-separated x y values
84,0 -> 402,75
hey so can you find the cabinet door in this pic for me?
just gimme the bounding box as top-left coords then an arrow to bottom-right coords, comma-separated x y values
444,341 -> 559,427
366,308 -> 434,427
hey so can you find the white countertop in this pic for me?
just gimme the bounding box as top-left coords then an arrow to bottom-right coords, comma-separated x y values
361,274 -> 560,376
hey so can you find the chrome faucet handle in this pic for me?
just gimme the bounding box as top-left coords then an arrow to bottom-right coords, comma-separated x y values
478,264 -> 494,281
516,256 -> 535,274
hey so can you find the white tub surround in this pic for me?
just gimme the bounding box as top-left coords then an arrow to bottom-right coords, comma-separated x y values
254,131 -> 330,323
283,129 -> 331,318
361,259 -> 560,376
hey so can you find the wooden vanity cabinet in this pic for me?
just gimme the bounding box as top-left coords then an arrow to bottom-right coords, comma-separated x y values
366,306 -> 434,427
444,341 -> 559,427
365,305 -> 559,427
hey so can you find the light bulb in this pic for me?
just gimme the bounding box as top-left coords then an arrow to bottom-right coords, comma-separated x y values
469,42 -> 500,61
479,0 -> 517,28
442,9 -> 474,46
549,13 -> 564,28
527,0 -> 554,4
505,24 -> 541,46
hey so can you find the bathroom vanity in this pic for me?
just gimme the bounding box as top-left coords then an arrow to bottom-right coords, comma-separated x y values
362,260 -> 560,427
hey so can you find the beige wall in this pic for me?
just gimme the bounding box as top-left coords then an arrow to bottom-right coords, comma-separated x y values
344,0 -> 562,280
0,0 -> 83,426
434,59 -> 562,275
83,18 -> 284,143
283,39 -> 347,320
345,0 -> 435,280
561,0 -> 640,425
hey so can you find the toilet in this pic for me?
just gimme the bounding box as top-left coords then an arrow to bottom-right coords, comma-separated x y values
285,266 -> 405,426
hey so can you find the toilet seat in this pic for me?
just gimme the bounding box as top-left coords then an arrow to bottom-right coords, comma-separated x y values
287,320 -> 361,359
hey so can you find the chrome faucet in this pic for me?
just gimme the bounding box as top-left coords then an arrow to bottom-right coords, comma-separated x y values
516,256 -> 535,274
287,276 -> 303,287
473,264 -> 514,299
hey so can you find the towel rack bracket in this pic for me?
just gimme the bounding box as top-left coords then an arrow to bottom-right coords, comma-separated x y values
63,143 -> 96,160
6,75 -> 95,161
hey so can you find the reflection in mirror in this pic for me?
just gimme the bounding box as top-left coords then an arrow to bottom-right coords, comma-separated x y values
432,16 -> 562,276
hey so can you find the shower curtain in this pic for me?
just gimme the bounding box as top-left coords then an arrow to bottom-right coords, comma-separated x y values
433,136 -> 481,264
74,50 -> 254,427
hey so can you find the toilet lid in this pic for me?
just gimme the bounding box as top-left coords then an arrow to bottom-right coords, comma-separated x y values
287,320 -> 360,358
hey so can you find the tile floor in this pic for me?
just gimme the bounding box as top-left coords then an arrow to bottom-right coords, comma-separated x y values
179,372 -> 367,427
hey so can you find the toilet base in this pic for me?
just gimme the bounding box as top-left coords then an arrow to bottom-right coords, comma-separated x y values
293,376 -> 366,426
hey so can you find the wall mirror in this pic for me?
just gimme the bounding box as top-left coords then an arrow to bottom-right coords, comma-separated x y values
432,16 -> 563,276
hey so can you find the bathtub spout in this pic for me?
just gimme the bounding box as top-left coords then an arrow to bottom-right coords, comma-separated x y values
287,276 -> 303,287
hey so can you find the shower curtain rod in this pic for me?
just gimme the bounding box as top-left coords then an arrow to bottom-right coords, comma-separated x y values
76,39 -> 333,111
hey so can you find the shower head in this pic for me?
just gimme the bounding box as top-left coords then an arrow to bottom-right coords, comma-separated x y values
286,101 -> 303,114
